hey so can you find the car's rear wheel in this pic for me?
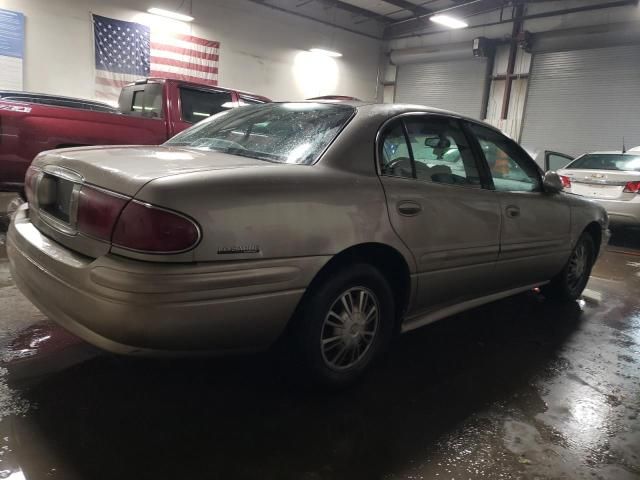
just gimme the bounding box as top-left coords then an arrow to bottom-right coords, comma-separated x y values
543,232 -> 595,301
292,264 -> 395,388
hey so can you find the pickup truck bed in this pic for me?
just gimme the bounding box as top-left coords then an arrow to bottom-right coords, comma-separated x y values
0,78 -> 270,192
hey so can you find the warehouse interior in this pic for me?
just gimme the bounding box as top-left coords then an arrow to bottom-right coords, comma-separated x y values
0,0 -> 639,479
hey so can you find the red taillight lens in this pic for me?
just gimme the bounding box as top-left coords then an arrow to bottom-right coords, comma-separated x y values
559,175 -> 571,189
112,201 -> 200,253
76,186 -> 128,241
24,166 -> 40,205
623,181 -> 640,194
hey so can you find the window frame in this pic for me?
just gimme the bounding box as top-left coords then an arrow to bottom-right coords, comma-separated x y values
544,150 -> 574,172
375,112 -> 491,190
463,120 -> 544,193
178,86 -> 235,124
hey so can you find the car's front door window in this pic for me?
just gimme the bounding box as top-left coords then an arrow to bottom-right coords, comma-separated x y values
469,124 -> 542,192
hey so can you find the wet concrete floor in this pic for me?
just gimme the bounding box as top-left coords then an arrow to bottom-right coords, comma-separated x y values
0,224 -> 638,480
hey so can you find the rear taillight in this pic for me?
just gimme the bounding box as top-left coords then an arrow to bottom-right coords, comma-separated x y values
76,185 -> 128,241
623,181 -> 640,194
112,201 -> 200,253
559,175 -> 571,189
24,166 -> 40,205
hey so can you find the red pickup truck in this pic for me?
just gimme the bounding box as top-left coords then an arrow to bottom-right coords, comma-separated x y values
0,78 -> 270,192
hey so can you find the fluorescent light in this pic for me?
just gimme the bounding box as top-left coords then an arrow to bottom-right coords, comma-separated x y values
147,7 -> 194,22
309,48 -> 343,58
429,14 -> 468,29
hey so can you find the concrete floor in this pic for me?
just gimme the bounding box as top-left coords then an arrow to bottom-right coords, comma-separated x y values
0,226 -> 638,480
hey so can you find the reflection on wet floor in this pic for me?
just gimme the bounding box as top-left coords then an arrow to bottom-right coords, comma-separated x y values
0,228 -> 638,479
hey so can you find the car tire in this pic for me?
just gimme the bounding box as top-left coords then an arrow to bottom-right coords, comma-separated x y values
291,263 -> 395,389
543,232 -> 595,301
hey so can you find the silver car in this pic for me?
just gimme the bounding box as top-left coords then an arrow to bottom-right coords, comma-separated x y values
557,151 -> 640,227
7,102 -> 609,387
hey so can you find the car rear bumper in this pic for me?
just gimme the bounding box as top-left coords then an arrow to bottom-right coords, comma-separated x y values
7,204 -> 328,356
589,197 -> 640,226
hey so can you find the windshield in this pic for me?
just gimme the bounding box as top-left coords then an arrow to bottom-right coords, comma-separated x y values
165,103 -> 355,164
567,153 -> 640,172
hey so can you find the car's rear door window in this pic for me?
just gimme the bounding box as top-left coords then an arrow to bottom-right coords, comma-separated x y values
379,115 -> 482,188
380,120 -> 413,179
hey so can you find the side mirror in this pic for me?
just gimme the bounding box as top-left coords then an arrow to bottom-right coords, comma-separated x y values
543,171 -> 564,193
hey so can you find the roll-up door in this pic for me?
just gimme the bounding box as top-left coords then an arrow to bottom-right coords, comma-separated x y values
395,58 -> 488,119
520,44 -> 640,160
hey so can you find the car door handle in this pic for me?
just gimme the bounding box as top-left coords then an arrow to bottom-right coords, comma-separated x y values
397,201 -> 422,216
505,205 -> 520,218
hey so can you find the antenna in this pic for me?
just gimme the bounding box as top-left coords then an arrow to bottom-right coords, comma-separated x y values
623,137 -> 626,154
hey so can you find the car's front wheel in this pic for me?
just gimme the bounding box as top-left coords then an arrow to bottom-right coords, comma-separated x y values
292,264 -> 395,388
543,232 -> 595,301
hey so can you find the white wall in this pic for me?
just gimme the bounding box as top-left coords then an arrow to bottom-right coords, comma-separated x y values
0,0 -> 383,101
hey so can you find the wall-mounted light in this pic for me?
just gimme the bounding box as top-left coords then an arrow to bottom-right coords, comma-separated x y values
147,7 -> 194,22
429,14 -> 468,29
309,48 -> 343,58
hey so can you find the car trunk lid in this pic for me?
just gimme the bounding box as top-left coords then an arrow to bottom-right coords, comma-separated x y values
27,145 -> 278,258
32,145 -> 271,196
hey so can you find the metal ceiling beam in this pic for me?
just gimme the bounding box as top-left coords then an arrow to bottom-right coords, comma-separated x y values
385,0 -> 497,38
386,0 -> 638,39
316,0 -> 394,23
246,0 -> 383,39
381,0 -> 432,16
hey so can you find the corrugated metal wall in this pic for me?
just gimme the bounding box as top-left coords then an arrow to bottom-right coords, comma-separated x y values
520,44 -> 640,159
394,58 -> 488,118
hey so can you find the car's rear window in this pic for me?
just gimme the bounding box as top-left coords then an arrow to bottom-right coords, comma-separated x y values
165,103 -> 355,165
567,154 -> 640,172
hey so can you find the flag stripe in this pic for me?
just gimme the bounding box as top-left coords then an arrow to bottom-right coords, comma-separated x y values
150,37 -> 218,55
170,33 -> 219,48
150,49 -> 218,66
150,63 -> 218,80
150,56 -> 219,74
150,45 -> 219,62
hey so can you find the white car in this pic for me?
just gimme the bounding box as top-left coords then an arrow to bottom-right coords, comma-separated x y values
558,151 -> 640,227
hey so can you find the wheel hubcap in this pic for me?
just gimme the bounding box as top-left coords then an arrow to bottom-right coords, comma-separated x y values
567,242 -> 588,292
320,287 -> 379,371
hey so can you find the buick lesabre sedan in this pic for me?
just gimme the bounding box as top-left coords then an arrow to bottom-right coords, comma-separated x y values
8,102 -> 609,387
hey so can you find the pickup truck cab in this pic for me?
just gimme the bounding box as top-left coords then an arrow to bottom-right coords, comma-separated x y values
0,78 -> 270,192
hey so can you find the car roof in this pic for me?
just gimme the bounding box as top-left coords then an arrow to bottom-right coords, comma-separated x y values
582,151 -> 637,155
282,100 -> 495,125
350,102 -> 504,133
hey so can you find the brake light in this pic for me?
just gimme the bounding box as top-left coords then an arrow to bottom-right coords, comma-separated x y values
623,181 -> 640,194
112,201 -> 200,253
559,175 -> 571,189
24,166 -> 40,205
76,186 -> 129,241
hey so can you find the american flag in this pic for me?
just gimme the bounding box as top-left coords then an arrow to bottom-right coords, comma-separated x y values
93,14 -> 219,103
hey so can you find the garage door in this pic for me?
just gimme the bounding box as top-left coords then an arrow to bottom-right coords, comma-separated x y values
395,58 -> 488,119
521,44 -> 640,159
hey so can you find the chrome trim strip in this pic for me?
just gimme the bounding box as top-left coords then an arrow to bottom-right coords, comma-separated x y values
42,165 -> 84,183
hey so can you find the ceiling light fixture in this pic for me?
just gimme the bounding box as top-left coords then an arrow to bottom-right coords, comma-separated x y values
429,14 -> 468,29
309,48 -> 343,58
147,7 -> 194,22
